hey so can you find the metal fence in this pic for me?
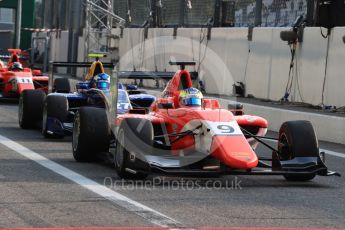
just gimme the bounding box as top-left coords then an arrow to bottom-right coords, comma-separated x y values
36,0 -> 310,29
235,0 -> 308,27
112,0 -> 309,28
160,0 -> 216,27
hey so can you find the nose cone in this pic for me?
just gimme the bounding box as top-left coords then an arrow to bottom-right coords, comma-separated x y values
210,136 -> 258,169
17,82 -> 35,94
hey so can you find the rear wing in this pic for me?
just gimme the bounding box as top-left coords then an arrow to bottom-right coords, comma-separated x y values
8,49 -> 22,53
51,62 -> 115,68
169,61 -> 196,70
0,55 -> 11,59
4,49 -> 28,62
116,71 -> 198,80
0,55 -> 28,61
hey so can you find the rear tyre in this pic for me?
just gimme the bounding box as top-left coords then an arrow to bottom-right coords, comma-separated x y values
278,120 -> 319,181
42,95 -> 69,138
72,107 -> 110,162
19,90 -> 46,129
114,119 -> 152,179
53,78 -> 71,93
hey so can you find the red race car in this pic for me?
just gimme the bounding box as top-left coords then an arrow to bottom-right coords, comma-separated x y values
71,61 -> 340,181
0,49 -> 48,99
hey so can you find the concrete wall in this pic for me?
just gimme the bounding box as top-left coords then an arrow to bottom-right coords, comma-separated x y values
0,31 -> 13,51
35,26 -> 345,107
49,31 -> 69,74
117,27 -> 345,108
31,31 -> 69,73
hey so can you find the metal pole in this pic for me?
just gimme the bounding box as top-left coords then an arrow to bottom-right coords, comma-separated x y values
15,0 -> 22,48
30,37 -> 35,68
151,0 -> 157,28
214,0 -> 221,27
179,0 -> 185,27
306,0 -> 315,26
254,0 -> 262,26
73,0 -> 82,64
107,0 -> 113,51
67,0 -> 74,74
84,0 -> 90,62
43,36 -> 49,73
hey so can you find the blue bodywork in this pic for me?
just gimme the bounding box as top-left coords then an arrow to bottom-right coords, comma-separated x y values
45,78 -> 131,137
120,82 -> 156,108
128,93 -> 156,109
117,89 -> 132,114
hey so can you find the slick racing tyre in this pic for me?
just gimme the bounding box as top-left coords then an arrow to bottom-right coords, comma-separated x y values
42,95 -> 69,138
72,107 -> 110,162
278,120 -> 319,181
114,118 -> 152,180
19,90 -> 46,129
53,78 -> 71,93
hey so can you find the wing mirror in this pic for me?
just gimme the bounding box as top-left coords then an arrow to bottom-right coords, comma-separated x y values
32,70 -> 42,75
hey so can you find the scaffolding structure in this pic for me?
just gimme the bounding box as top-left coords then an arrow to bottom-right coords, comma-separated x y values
84,0 -> 125,61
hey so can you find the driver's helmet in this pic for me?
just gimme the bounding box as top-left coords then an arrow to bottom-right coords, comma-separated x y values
93,73 -> 110,90
179,87 -> 203,107
10,62 -> 23,71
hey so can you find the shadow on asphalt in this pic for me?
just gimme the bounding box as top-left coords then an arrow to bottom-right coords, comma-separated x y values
0,98 -> 19,104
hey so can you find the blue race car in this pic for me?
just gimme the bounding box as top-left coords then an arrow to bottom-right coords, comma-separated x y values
41,73 -> 132,138
126,86 -> 156,109
117,88 -> 132,114
118,83 -> 156,109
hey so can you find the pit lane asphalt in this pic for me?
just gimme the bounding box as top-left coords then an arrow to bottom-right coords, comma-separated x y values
0,102 -> 345,228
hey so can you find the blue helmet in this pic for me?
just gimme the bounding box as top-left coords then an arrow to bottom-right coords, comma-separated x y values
94,73 -> 110,90
179,87 -> 203,107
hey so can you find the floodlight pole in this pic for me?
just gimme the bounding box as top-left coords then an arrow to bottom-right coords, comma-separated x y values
84,0 -> 125,62
15,0 -> 22,48
255,0 -> 262,27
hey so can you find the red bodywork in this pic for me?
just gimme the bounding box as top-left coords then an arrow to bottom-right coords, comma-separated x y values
0,49 -> 48,98
117,69 -> 268,170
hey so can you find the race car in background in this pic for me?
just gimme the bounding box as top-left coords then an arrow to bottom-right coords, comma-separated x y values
84,54 -> 156,111
72,61 -> 340,182
18,54 -> 132,137
0,49 -> 48,99
126,85 -> 156,109
39,76 -> 131,138
118,82 -> 156,109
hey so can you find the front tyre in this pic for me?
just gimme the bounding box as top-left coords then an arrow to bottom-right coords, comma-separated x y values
19,90 -> 46,129
278,120 -> 319,181
42,95 -> 69,138
114,119 -> 152,180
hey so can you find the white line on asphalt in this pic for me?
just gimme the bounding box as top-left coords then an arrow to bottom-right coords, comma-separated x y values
0,134 -> 182,228
319,149 -> 345,158
264,139 -> 345,159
